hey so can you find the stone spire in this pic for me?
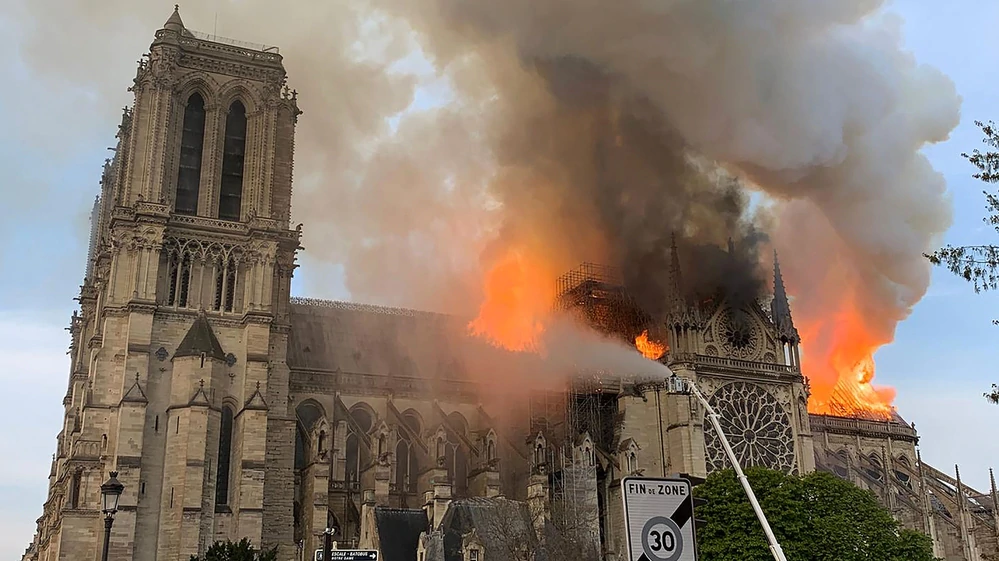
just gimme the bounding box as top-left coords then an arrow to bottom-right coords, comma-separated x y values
770,250 -> 800,344
669,232 -> 683,303
956,464 -> 974,560
990,468 -> 999,541
163,5 -> 185,32
665,233 -> 702,333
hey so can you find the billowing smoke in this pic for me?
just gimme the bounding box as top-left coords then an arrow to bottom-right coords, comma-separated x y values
352,0 -> 961,409
15,0 -> 961,408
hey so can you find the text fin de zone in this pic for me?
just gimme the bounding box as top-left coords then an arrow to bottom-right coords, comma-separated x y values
627,482 -> 687,496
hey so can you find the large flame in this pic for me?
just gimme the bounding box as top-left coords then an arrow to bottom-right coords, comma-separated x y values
467,249 -> 554,353
468,245 -> 899,422
635,330 -> 666,361
797,300 -> 897,420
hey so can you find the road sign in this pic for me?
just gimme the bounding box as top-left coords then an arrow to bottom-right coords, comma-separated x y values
314,550 -> 378,561
621,476 -> 698,561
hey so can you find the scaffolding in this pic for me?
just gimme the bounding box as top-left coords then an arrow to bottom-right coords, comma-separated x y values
553,263 -> 653,344
549,263 -> 657,553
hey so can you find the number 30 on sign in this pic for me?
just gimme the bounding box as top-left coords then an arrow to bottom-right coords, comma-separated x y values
621,476 -> 698,561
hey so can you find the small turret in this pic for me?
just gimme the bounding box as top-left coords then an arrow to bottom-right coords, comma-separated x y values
163,5 -> 185,33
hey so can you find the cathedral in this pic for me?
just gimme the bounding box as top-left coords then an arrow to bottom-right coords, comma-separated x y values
22,9 -> 999,561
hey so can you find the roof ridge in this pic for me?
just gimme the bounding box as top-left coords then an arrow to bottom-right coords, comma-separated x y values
290,296 -> 452,319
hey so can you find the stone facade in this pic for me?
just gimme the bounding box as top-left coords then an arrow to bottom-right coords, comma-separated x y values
27,8 -> 301,561
23,9 -> 998,561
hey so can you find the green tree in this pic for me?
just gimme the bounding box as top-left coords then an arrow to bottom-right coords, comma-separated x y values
189,538 -> 278,561
925,119 -> 999,403
693,467 -> 936,561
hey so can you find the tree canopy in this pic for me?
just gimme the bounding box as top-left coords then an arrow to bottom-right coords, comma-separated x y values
189,538 -> 277,561
693,467 -> 935,561
925,119 -> 999,403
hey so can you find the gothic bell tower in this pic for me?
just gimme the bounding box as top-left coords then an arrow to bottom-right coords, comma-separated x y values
34,8 -> 302,561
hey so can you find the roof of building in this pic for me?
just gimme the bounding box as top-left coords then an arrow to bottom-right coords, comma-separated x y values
438,497 -> 540,561
287,298 -> 474,377
163,5 -> 184,32
374,508 -> 427,561
174,313 -> 226,360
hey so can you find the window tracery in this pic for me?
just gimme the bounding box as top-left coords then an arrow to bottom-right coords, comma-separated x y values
345,407 -> 373,485
703,382 -> 796,474
176,93 -> 207,215
714,308 -> 762,360
219,100 -> 247,221
162,237 -> 244,312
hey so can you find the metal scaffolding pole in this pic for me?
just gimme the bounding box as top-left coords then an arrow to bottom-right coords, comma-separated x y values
666,374 -> 789,561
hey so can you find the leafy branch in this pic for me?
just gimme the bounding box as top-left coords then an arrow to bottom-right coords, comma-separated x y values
924,120 -> 999,404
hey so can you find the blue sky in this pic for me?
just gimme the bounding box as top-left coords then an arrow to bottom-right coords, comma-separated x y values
1,1 -> 998,557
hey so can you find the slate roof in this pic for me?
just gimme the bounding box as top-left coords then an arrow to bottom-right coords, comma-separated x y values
438,497 -> 540,561
374,508 -> 427,561
421,532 -> 445,561
287,299 -> 488,378
174,313 -> 226,360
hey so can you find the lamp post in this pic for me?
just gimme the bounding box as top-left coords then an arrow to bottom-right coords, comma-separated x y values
321,525 -> 336,561
100,471 -> 124,561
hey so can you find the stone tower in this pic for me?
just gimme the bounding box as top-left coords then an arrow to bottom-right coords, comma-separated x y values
32,8 -> 302,561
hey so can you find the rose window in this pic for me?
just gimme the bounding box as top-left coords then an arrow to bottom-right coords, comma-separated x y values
716,308 -> 761,360
703,382 -> 796,474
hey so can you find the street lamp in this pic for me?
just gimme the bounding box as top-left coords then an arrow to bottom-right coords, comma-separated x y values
321,525 -> 336,561
100,471 -> 124,561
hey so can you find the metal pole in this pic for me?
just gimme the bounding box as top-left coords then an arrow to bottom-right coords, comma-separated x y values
683,379 -> 789,561
101,515 -> 113,561
322,527 -> 332,561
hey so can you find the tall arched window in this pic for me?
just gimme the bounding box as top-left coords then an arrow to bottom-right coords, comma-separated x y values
345,407 -> 373,485
395,440 -> 410,492
402,412 -> 421,493
213,256 -> 237,312
216,406 -> 234,505
176,93 -> 206,215
295,426 -> 308,471
346,433 -> 360,483
69,470 -> 82,508
167,252 -> 192,308
218,100 -> 247,221
440,441 -> 468,498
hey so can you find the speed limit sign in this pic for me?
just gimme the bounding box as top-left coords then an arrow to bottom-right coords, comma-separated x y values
621,476 -> 697,561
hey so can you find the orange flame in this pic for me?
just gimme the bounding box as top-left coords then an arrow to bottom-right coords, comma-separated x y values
635,330 -> 666,360
798,301 -> 896,420
467,249 -> 553,353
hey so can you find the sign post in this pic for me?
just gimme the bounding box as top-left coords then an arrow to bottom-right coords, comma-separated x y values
621,476 -> 698,561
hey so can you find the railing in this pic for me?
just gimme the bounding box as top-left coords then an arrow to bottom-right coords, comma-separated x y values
809,414 -> 918,440
674,353 -> 798,376
330,481 -> 360,492
170,214 -> 248,233
71,439 -> 102,460
184,29 -> 279,54
290,370 -> 479,400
